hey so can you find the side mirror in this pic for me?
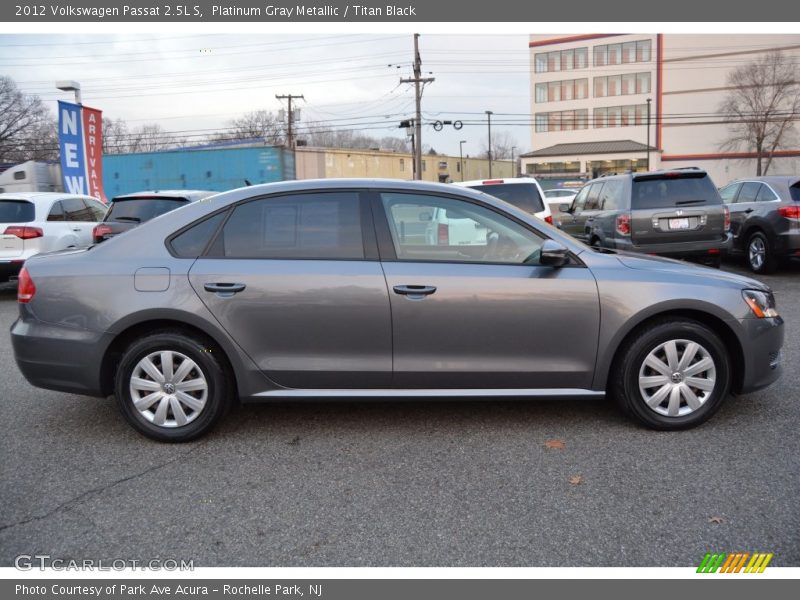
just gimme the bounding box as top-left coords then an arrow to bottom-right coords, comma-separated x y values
559,203 -> 571,213
540,240 -> 569,267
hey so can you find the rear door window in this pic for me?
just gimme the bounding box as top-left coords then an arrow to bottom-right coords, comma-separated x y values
598,179 -> 624,210
61,197 -> 94,221
632,174 -> 721,209
209,192 -> 364,260
468,183 -> 545,214
0,200 -> 35,223
106,197 -> 187,223
736,182 -> 760,203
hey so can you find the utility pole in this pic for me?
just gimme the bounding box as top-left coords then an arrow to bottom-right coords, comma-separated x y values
276,93 -> 304,148
485,110 -> 494,178
646,98 -> 652,171
400,34 -> 434,180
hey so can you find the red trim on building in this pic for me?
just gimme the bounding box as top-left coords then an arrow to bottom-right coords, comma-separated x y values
528,34 -> 621,48
662,150 -> 800,161
656,34 -> 663,151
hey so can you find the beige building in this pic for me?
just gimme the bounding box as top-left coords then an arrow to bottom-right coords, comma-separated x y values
295,147 -> 513,182
522,34 -> 800,187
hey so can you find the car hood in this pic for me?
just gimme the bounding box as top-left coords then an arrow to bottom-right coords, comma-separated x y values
614,252 -> 770,291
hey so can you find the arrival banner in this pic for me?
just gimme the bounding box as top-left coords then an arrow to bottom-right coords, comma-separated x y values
57,100 -> 107,203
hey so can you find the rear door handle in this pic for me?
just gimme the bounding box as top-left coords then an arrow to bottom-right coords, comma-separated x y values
204,282 -> 246,296
393,285 -> 437,299
744,208 -> 754,214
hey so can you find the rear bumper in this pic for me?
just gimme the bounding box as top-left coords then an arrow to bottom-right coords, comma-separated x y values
0,259 -> 24,282
616,234 -> 731,258
772,227 -> 800,255
10,316 -> 111,397
737,316 -> 784,394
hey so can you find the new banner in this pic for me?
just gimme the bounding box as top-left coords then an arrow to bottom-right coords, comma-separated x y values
57,100 -> 107,203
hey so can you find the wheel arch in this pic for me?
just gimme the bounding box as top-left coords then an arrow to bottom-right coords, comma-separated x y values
596,307 -> 746,394
98,309 -> 251,398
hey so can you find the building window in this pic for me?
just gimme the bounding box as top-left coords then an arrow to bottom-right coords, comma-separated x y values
595,39 -> 651,66
535,109 -> 589,132
594,104 -> 649,128
535,78 -> 589,104
534,47 -> 589,73
399,158 -> 405,172
530,161 -> 581,174
422,161 -> 426,172
594,73 -> 650,98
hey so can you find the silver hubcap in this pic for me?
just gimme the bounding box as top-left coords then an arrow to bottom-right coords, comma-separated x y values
638,339 -> 716,417
749,237 -> 765,270
129,351 -> 208,428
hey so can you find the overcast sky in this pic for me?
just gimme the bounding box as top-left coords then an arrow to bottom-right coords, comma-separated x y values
0,33 -> 531,157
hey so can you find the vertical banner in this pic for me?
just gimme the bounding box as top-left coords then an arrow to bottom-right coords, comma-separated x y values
58,100 -> 107,203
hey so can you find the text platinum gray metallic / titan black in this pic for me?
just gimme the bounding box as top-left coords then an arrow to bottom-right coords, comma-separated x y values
10,179 -> 784,442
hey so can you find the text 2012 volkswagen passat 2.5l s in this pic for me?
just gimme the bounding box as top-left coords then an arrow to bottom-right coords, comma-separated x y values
11,179 -> 784,442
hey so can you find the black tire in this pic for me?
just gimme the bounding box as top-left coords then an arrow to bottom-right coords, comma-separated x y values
609,318 -> 731,430
114,330 -> 233,442
746,231 -> 778,274
707,254 -> 722,269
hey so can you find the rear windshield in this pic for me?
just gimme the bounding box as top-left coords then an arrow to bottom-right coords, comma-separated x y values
468,183 -> 545,214
631,174 -> 721,209
791,183 -> 800,202
106,197 -> 187,223
0,200 -> 35,223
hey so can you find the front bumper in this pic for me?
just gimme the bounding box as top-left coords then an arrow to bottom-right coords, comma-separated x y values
11,316 -> 112,397
737,316 -> 784,394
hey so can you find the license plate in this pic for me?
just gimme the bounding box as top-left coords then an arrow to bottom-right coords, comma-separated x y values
668,218 -> 691,230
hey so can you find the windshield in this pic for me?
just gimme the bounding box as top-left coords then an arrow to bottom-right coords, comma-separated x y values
0,200 -> 35,223
468,183 -> 545,214
106,197 -> 187,223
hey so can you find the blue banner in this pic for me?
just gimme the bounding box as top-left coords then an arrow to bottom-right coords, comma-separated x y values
58,100 -> 87,195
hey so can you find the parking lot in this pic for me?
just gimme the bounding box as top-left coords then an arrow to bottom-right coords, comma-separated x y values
0,259 -> 798,568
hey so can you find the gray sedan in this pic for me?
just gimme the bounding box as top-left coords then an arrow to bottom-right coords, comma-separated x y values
10,179 -> 784,442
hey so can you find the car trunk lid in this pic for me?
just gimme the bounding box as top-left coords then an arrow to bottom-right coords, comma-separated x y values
0,199 -> 36,258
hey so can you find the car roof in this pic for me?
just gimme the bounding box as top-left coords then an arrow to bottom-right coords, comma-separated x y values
730,176 -> 800,186
456,177 -> 541,187
112,190 -> 216,201
0,192 -> 97,202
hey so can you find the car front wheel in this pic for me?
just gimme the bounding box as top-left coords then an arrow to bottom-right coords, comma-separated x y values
610,319 -> 731,430
114,331 -> 233,442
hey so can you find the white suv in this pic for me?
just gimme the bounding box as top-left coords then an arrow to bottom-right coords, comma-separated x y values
0,192 -> 106,282
455,178 -> 554,225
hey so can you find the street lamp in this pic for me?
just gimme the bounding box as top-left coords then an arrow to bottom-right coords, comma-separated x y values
56,80 -> 82,105
646,98 -> 652,171
511,146 -> 517,177
485,110 -> 493,178
459,140 -> 467,182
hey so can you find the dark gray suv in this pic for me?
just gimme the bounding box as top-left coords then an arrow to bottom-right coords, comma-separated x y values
10,179 -> 783,442
559,169 -> 731,266
718,176 -> 800,274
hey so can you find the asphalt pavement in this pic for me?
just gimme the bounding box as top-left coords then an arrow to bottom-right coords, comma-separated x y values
0,259 -> 798,567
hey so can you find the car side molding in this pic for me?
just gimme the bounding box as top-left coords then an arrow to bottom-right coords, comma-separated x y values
251,388 -> 606,400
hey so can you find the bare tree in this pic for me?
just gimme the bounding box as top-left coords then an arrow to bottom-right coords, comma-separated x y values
0,76 -> 57,162
212,110 -> 284,144
480,131 -> 518,160
102,117 -> 130,154
300,121 -> 410,152
718,51 -> 800,176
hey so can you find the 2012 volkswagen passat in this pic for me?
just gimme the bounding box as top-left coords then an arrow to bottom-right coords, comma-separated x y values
11,179 -> 784,442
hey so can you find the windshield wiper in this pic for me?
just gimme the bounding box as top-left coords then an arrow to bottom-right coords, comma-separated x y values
112,216 -> 141,222
675,199 -> 705,205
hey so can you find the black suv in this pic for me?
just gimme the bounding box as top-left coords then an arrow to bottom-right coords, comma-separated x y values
93,190 -> 215,243
559,169 -> 731,266
718,176 -> 800,274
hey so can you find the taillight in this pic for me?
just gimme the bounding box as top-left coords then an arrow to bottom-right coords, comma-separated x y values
437,223 -> 449,245
481,179 -> 504,185
723,205 -> 731,231
544,215 -> 554,225
17,267 -> 35,303
616,213 -> 631,236
3,226 -> 43,239
778,205 -> 800,219
93,223 -> 113,241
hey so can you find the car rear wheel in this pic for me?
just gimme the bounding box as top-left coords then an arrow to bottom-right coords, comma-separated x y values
610,319 -> 731,430
114,331 -> 233,442
747,231 -> 777,274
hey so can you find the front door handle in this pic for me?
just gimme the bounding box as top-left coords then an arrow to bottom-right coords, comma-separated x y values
204,282 -> 246,297
393,284 -> 437,299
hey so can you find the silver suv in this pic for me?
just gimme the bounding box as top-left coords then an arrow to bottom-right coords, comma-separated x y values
559,169 -> 731,266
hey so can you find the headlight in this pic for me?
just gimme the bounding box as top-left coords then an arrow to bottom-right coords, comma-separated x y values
742,289 -> 779,318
